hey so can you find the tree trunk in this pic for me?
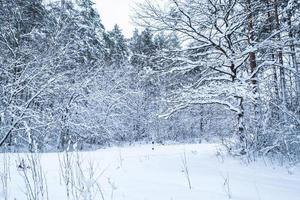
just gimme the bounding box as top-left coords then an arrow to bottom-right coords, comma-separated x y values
237,96 -> 246,154
247,0 -> 257,91
247,0 -> 259,138
287,12 -> 300,108
267,0 -> 280,119
274,0 -> 287,120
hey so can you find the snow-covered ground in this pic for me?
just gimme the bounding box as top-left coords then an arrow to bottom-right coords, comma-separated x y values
1,143 -> 300,200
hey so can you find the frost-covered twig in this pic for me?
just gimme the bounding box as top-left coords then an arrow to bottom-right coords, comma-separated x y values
59,147 -> 106,200
17,149 -> 48,200
108,177 -> 117,200
181,151 -> 192,189
58,149 -> 73,198
0,146 -> 10,200
220,172 -> 232,199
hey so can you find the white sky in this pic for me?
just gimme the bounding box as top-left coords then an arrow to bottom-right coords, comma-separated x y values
94,0 -> 140,37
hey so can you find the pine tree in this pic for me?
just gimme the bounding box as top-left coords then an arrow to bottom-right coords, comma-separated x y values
104,24 -> 129,66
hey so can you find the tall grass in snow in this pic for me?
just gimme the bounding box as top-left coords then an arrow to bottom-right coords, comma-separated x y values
17,149 -> 49,200
181,151 -> 192,190
58,145 -> 106,200
0,146 -> 10,200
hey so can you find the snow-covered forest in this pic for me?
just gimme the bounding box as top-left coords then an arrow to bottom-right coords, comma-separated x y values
1,0 -> 299,158
0,0 -> 300,199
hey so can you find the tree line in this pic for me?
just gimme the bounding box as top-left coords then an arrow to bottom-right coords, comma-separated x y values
0,0 -> 217,152
0,0 -> 299,161
134,0 -> 300,159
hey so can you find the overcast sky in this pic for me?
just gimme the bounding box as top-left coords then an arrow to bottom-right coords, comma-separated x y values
94,0 -> 140,37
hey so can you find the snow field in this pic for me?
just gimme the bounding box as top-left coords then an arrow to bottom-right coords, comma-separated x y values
1,143 -> 300,200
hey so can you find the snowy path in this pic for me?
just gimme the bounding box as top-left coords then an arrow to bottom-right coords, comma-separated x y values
1,143 -> 300,200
